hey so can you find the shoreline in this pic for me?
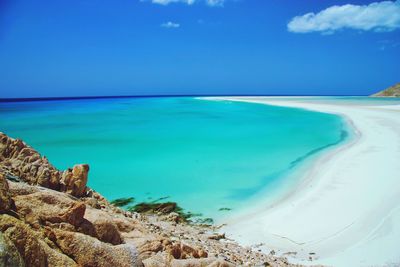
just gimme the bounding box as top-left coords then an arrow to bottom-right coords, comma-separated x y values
0,132 -> 297,267
205,97 -> 400,266
214,113 -> 355,228
202,96 -> 356,227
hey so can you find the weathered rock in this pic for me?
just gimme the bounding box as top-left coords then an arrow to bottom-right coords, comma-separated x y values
171,258 -> 235,267
0,231 -> 25,267
0,214 -> 76,267
50,229 -> 142,267
113,216 -> 139,233
0,173 -> 13,213
134,237 -> 170,260
0,133 -> 61,190
8,179 -> 41,196
141,253 -> 172,267
83,207 -> 123,245
0,133 -> 89,198
142,252 -> 234,267
167,243 -> 208,259
13,191 -> 86,228
9,180 -> 123,245
131,234 -> 209,263
60,164 -> 89,198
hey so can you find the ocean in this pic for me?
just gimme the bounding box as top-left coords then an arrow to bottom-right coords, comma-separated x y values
1,96 -> 351,220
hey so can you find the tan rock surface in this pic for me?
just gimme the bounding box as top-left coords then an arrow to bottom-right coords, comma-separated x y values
0,173 -> 13,213
0,133 -> 88,198
50,229 -> 142,267
60,164 -> 89,197
0,214 -> 77,267
13,190 -> 86,228
0,231 -> 25,267
83,207 -> 123,245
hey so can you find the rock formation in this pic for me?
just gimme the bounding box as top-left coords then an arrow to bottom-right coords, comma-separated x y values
372,82 -> 400,97
0,132 -> 302,267
0,173 -> 14,213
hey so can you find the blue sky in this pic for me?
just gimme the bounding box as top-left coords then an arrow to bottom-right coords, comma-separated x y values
0,0 -> 399,97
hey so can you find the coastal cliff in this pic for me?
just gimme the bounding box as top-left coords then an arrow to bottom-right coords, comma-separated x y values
0,132 -> 301,267
371,83 -> 400,97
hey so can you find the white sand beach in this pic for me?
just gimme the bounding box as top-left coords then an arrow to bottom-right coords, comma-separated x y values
208,97 -> 400,267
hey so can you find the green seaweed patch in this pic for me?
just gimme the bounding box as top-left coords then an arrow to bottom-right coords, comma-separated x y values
218,207 -> 232,211
110,197 -> 135,207
127,201 -> 213,225
129,201 -> 177,214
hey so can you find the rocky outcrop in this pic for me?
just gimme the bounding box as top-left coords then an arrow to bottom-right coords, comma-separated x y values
0,132 -> 301,267
0,133 -> 88,197
82,207 -> 123,245
13,190 -> 86,228
372,82 -> 400,97
49,229 -> 141,267
0,231 -> 25,267
60,164 -> 89,197
0,173 -> 13,213
0,214 -> 77,267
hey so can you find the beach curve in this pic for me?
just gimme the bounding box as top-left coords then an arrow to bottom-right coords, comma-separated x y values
205,97 -> 400,267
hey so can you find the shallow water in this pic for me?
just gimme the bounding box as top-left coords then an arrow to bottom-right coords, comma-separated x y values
260,96 -> 400,106
0,97 -> 349,219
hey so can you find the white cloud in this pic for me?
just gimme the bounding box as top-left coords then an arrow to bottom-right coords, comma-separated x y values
143,0 -> 224,7
206,0 -> 224,7
288,0 -> 400,34
161,21 -> 180,28
151,0 -> 195,5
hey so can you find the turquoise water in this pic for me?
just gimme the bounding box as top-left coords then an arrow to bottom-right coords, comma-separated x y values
262,96 -> 400,106
0,97 -> 349,219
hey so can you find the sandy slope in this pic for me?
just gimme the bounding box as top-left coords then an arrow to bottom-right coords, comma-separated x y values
206,97 -> 400,267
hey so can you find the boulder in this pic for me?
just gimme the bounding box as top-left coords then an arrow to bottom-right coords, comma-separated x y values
142,253 -> 234,267
0,214 -> 76,267
60,164 -> 89,198
82,207 -> 123,245
132,236 -> 208,262
167,243 -> 208,259
135,238 -> 169,259
50,229 -> 142,267
11,183 -> 123,245
13,191 -> 86,228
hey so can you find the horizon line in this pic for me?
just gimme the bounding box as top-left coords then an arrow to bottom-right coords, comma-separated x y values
0,94 -> 369,103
